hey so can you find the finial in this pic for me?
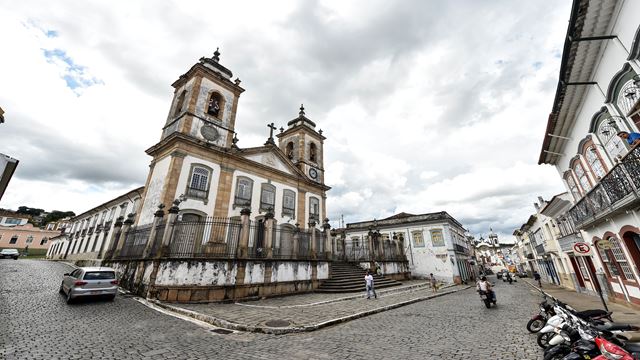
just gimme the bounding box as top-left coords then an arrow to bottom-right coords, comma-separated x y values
234,77 -> 241,85
213,47 -> 220,62
299,104 -> 305,116
232,133 -> 239,147
318,129 -> 323,135
279,127 -> 284,133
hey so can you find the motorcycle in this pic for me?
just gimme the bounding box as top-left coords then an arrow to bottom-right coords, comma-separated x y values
537,303 -> 615,348
527,299 -> 555,333
478,290 -> 496,308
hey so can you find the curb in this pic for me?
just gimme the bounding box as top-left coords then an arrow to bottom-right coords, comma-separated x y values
152,285 -> 471,334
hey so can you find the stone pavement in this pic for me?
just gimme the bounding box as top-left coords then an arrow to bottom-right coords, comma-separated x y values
2,260 -> 544,359
523,279 -> 640,326
159,281 -> 469,333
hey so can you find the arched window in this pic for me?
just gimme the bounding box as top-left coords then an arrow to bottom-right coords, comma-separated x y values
282,189 -> 296,218
585,146 -> 607,179
597,119 -> 627,160
573,161 -> 591,193
259,183 -> 276,212
309,143 -> 317,162
286,142 -> 294,160
596,237 -> 635,281
309,196 -> 320,222
186,165 -> 211,201
564,171 -> 581,201
207,92 -> 223,118
174,90 -> 187,117
234,177 -> 253,208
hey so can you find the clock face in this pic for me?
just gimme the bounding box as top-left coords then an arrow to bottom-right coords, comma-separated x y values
308,167 -> 318,180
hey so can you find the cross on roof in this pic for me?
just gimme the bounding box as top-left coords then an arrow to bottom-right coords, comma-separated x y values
265,123 -> 277,145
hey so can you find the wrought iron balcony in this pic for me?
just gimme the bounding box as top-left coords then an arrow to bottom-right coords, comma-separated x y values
535,244 -> 545,255
568,145 -> 640,229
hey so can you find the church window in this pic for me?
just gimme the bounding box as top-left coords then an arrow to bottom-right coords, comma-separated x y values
174,90 -> 187,117
309,143 -> 317,162
597,120 -> 627,160
282,190 -> 296,218
186,165 -> 211,202
309,196 -> 320,222
585,146 -> 607,179
234,177 -> 253,208
573,162 -> 591,193
260,183 -> 276,212
286,142 -> 294,160
207,92 -> 223,118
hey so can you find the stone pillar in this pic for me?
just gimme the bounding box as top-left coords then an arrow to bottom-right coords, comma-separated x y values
143,204 -> 165,258
160,202 -> 180,255
237,208 -> 251,258
104,216 -> 124,259
323,218 -> 332,258
116,213 -> 135,257
367,233 -> 374,261
292,223 -> 300,259
309,220 -> 317,259
264,210 -> 275,258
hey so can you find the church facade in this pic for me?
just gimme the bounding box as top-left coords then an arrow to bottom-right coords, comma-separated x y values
136,49 -> 329,229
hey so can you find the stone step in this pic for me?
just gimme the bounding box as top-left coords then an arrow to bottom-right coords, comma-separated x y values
316,262 -> 403,293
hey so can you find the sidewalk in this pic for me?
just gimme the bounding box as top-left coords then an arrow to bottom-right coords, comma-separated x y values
154,281 -> 470,334
523,279 -> 640,326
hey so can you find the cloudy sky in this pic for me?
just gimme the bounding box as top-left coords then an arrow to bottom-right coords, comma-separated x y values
0,0 -> 570,241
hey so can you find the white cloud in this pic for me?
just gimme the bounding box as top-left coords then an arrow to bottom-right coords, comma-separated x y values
0,1 -> 569,238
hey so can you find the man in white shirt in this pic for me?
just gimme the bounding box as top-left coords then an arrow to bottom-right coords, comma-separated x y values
365,270 -> 377,299
476,276 -> 495,303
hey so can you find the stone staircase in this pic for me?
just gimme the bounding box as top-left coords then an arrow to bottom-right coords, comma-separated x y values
316,262 -> 403,293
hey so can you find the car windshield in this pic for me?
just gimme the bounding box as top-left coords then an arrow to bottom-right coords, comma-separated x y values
83,271 -> 116,280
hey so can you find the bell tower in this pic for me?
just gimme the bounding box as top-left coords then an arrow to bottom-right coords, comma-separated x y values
276,105 -> 326,184
161,48 -> 245,148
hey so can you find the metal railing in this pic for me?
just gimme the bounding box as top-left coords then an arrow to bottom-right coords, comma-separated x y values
166,217 -> 241,258
118,225 -> 152,259
568,146 -> 640,229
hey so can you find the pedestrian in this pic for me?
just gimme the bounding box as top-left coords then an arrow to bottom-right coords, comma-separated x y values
365,270 -> 377,299
617,131 -> 640,146
430,273 -> 438,292
534,270 -> 542,288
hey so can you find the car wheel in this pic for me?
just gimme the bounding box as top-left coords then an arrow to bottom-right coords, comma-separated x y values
59,282 -> 65,294
108,295 -> 116,302
13,257 -> 18,260
66,290 -> 74,304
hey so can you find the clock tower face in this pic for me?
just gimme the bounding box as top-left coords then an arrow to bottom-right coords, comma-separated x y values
308,167 -> 318,180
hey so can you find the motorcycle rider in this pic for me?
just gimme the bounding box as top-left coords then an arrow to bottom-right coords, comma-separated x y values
476,276 -> 496,303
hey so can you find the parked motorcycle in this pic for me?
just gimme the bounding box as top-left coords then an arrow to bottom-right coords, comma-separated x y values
527,299 -> 555,333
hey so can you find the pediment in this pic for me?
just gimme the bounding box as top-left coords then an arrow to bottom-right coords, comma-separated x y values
241,148 -> 297,176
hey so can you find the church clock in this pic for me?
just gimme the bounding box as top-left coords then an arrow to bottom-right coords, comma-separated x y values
308,167 -> 318,180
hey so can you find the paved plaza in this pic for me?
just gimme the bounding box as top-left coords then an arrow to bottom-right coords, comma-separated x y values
3,260 -> 550,359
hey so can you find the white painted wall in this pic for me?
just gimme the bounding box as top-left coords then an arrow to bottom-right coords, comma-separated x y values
138,156 -> 172,225
155,261 -> 238,286
174,155 -> 221,217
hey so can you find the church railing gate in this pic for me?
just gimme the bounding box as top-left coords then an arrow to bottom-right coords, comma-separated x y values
165,217 -> 241,259
115,224 -> 152,259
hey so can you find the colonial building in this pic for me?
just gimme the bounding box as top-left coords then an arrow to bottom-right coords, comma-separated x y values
0,223 -> 60,255
135,49 -> 329,229
0,210 -> 29,227
539,0 -> 640,305
340,212 -> 474,284
474,230 -> 515,270
46,187 -> 143,261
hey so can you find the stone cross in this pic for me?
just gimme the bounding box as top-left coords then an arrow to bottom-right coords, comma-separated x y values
267,123 -> 276,141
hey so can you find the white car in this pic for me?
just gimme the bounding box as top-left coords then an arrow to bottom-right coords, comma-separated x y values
0,248 -> 19,260
59,267 -> 119,304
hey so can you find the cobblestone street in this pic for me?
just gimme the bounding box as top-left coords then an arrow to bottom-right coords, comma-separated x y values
1,260 -> 544,359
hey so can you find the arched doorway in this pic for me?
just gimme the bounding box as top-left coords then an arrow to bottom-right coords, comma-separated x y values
621,227 -> 640,279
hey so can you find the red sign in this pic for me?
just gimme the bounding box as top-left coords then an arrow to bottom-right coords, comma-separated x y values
573,242 -> 592,256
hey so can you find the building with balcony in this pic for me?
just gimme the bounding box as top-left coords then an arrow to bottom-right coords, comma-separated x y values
0,223 -> 60,255
540,0 -> 640,305
340,211 -> 474,284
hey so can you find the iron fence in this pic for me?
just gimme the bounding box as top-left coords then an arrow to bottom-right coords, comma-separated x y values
166,217 -> 241,258
117,225 -> 152,259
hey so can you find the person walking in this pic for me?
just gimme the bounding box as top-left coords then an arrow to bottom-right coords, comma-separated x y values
430,273 -> 438,292
534,270 -> 542,288
365,270 -> 377,299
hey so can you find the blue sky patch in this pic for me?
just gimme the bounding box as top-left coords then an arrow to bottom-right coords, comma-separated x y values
42,48 -> 103,92
532,61 -> 543,70
45,30 -> 58,38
